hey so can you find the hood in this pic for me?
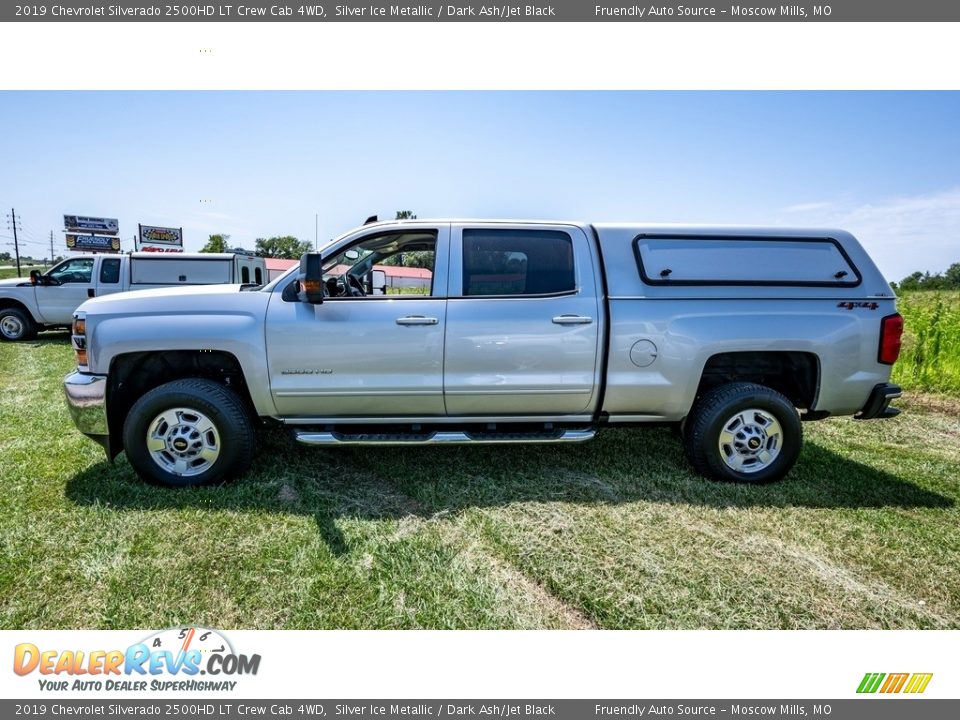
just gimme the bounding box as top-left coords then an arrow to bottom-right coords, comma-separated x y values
78,283 -> 263,315
0,277 -> 32,288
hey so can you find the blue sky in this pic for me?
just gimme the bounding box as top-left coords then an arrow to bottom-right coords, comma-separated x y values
1,91 -> 958,280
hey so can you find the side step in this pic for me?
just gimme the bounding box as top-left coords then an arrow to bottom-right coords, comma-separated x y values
293,428 -> 596,447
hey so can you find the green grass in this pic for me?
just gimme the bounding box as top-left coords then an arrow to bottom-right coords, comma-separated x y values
895,291 -> 960,396
1,334 -> 959,629
0,265 -> 44,280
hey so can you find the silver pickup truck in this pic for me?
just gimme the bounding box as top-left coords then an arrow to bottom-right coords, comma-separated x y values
64,219 -> 903,487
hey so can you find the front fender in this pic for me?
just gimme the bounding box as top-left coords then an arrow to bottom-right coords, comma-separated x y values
89,311 -> 278,417
0,286 -> 43,323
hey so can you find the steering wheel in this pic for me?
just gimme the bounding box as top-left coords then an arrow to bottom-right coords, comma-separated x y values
344,273 -> 366,297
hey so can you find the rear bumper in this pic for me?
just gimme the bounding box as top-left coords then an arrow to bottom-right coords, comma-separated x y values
64,371 -> 111,453
855,383 -> 902,420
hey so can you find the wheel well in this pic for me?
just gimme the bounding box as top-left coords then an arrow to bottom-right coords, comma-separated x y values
106,350 -> 255,456
697,351 -> 820,410
0,299 -> 35,317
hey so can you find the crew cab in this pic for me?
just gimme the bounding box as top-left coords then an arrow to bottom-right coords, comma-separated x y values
0,252 -> 266,341
63,219 -> 903,487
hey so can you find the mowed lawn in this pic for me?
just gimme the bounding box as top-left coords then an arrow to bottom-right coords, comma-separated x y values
1,333 -> 959,630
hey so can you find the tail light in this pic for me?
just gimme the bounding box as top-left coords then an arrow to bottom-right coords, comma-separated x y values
72,313 -> 88,368
878,313 -> 903,365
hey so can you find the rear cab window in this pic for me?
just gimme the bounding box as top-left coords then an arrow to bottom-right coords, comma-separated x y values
634,235 -> 862,287
99,258 -> 121,284
462,228 -> 576,297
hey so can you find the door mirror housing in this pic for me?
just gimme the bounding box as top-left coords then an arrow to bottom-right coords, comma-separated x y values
29,270 -> 57,286
297,253 -> 324,304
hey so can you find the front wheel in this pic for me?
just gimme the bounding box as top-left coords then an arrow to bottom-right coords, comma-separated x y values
683,382 -> 802,483
0,307 -> 37,341
122,378 -> 255,487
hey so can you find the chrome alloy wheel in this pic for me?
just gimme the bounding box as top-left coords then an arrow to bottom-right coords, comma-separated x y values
145,407 -> 221,477
0,315 -> 24,339
717,408 -> 783,474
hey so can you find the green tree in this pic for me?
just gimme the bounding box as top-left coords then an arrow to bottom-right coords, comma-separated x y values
945,262 -> 960,289
255,235 -> 313,259
898,263 -> 960,291
200,233 -> 230,253
899,271 -> 923,291
395,210 -> 417,220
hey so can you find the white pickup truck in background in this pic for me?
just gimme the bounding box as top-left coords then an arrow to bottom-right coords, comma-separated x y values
0,252 -> 267,341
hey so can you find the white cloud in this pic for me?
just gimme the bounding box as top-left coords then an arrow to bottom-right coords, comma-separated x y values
778,188 -> 960,281
781,201 -> 836,214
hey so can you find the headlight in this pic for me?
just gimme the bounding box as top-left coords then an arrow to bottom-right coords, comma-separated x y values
72,312 -> 88,369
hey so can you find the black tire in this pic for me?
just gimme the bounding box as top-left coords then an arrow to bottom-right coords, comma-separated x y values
683,382 -> 802,484
0,307 -> 38,341
122,378 -> 255,487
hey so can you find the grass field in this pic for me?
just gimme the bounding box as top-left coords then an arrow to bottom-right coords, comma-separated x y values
1,332 -> 958,630
894,291 -> 960,395
0,265 -> 45,280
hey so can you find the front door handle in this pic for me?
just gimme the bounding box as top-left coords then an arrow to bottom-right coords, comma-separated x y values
552,315 -> 593,325
396,316 -> 439,326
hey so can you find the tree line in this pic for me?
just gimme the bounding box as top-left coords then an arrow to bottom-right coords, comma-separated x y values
892,262 -> 960,291
199,234 -> 313,259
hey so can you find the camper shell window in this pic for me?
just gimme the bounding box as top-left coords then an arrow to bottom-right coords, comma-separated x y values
633,235 -> 862,287
131,257 -> 233,285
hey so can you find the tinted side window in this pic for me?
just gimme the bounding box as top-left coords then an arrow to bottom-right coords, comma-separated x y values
99,258 -> 121,284
462,229 -> 575,297
255,267 -> 263,285
241,266 -> 250,284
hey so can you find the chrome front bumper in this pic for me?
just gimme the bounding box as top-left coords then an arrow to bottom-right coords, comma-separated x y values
64,371 -> 109,446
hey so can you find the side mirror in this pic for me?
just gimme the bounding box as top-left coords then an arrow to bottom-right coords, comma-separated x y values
29,270 -> 41,286
297,253 -> 324,304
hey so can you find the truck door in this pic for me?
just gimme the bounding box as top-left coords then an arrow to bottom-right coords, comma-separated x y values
444,224 -> 601,416
264,225 -> 450,418
34,256 -> 98,325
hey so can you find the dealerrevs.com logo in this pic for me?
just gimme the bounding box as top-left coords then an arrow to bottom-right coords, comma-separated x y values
857,672 -> 933,694
13,627 -> 260,693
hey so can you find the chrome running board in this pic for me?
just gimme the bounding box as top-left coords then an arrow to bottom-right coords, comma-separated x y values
293,428 -> 596,447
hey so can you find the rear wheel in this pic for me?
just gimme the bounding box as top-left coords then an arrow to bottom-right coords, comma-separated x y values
683,382 -> 802,483
122,378 -> 255,487
0,308 -> 37,341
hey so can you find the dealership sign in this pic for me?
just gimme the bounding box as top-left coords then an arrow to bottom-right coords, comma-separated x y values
139,224 -> 183,252
66,234 -> 121,253
64,215 -> 119,234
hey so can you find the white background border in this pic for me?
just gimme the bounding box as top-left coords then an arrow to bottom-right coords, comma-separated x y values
0,18 -> 956,702
0,22 -> 958,90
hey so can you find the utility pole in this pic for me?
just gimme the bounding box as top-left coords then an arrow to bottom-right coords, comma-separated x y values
315,213 -> 318,251
49,230 -> 55,267
6,208 -> 22,277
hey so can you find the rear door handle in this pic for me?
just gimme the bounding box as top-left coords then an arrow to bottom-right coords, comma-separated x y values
396,316 -> 439,326
552,315 -> 593,325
